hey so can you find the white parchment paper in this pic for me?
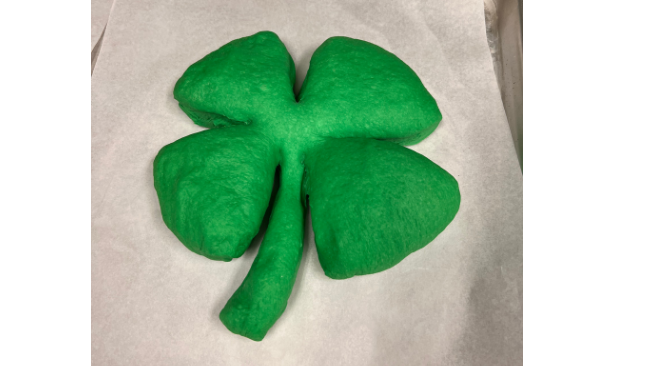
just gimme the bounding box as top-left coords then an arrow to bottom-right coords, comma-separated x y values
91,0 -> 114,50
92,0 -> 523,364
484,0 -> 523,168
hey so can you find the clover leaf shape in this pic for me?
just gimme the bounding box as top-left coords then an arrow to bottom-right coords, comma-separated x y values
153,31 -> 461,341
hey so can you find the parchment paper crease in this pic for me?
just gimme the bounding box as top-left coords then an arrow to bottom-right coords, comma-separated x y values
91,0 -> 114,50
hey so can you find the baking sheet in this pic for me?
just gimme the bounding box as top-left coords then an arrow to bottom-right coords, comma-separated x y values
91,0 -> 523,364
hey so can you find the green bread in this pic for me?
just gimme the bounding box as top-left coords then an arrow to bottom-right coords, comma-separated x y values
153,31 -> 461,341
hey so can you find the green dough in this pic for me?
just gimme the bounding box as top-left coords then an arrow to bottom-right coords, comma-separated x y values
304,138 -> 460,279
153,31 -> 461,341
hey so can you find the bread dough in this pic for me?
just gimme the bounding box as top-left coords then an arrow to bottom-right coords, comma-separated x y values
153,31 -> 460,341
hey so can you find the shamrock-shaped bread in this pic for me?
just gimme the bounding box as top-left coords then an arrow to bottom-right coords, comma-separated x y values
154,31 -> 461,341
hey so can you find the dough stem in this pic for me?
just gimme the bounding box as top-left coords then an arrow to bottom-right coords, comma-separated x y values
219,156 -> 305,341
